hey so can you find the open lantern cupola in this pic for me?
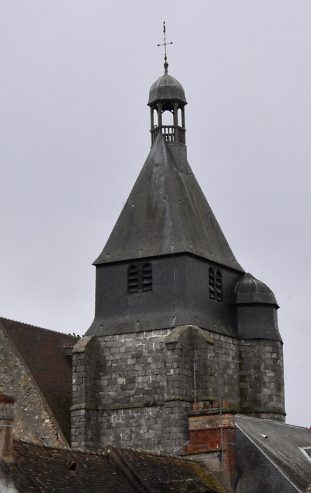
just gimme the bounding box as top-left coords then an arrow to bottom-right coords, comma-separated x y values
148,63 -> 187,145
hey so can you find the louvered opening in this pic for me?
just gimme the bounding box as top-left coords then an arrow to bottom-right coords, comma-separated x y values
216,270 -> 222,302
128,265 -> 138,293
128,262 -> 152,294
142,263 -> 152,291
209,267 -> 215,300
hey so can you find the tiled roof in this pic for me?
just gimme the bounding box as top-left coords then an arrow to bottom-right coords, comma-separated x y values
113,447 -> 228,493
3,441 -> 136,493
1,441 -> 228,493
0,318 -> 78,444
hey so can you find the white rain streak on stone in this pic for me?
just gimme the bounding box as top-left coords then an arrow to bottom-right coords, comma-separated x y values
0,479 -> 18,493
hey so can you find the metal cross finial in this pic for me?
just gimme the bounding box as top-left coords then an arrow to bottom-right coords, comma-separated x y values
157,21 -> 173,74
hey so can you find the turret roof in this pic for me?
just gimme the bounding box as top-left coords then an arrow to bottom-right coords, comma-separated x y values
235,273 -> 278,306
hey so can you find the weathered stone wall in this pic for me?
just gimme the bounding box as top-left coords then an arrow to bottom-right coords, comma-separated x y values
71,336 -> 98,449
0,327 -> 67,447
239,339 -> 285,420
71,325 -> 241,453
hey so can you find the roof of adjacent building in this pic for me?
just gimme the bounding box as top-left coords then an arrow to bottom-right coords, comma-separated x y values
0,318 -> 78,444
236,415 -> 311,492
1,441 -> 228,493
94,136 -> 243,272
111,447 -> 228,493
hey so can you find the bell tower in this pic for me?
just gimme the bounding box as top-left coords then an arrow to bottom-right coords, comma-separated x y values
71,46 -> 285,453
148,66 -> 187,145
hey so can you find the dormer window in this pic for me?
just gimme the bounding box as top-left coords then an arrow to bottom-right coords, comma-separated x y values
127,263 -> 152,293
209,267 -> 222,302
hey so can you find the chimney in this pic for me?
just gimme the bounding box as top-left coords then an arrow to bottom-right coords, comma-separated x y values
0,392 -> 14,463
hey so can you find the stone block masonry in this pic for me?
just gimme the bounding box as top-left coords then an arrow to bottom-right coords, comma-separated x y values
239,339 -> 285,420
72,326 -> 241,453
71,325 -> 285,453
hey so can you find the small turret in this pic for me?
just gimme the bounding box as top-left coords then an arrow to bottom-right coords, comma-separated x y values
235,273 -> 281,341
235,274 -> 285,420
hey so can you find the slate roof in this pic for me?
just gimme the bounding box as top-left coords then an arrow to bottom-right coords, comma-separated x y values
1,441 -> 228,493
0,318 -> 78,444
94,136 -> 243,273
236,415 -> 311,492
235,273 -> 278,306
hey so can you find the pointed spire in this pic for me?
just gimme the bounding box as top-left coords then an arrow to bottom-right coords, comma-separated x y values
157,21 -> 173,74
94,136 -> 243,272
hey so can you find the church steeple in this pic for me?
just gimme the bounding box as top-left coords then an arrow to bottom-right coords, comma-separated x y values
89,67 -> 246,337
72,58 -> 285,457
94,64 -> 241,271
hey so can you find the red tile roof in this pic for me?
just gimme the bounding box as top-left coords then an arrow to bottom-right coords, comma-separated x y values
1,441 -> 227,493
0,318 -> 78,443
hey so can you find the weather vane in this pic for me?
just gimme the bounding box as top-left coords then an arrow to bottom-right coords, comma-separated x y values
157,21 -> 173,74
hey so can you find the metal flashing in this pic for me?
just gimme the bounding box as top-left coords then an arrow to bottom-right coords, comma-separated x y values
300,447 -> 311,463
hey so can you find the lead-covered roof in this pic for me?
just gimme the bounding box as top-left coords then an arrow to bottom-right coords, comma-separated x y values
148,73 -> 187,105
235,273 -> 278,305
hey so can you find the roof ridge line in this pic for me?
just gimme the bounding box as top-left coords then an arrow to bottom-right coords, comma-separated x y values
114,445 -> 194,461
236,415 -> 309,431
0,316 -> 78,339
104,446 -> 150,493
14,439 -> 100,455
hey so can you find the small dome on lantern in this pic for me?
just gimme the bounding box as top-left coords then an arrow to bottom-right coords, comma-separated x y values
148,73 -> 187,106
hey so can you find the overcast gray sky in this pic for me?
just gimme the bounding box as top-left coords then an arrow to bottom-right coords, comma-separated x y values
0,1 -> 310,428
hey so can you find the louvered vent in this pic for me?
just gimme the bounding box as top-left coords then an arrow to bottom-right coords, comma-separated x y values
128,264 -> 138,293
142,263 -> 152,291
209,267 -> 222,302
209,268 -> 215,300
128,262 -> 152,293
216,270 -> 222,302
